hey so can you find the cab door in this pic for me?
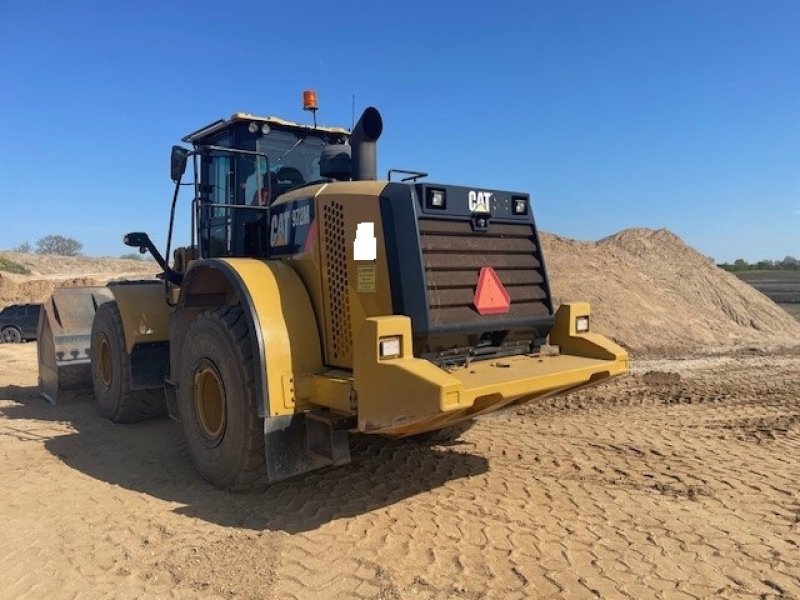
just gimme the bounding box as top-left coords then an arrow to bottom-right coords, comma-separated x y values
198,139 -> 234,258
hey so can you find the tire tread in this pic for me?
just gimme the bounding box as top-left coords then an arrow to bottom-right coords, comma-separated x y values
91,302 -> 166,423
182,305 -> 267,491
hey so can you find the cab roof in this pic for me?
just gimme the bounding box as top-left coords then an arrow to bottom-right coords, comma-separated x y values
182,112 -> 351,144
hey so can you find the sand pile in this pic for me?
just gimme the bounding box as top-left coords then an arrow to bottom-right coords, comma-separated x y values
0,253 -> 158,307
0,252 -> 158,278
3,230 -> 799,354
0,275 -> 107,306
541,228 -> 800,353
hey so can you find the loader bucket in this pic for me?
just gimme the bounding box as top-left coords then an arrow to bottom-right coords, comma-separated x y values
37,286 -> 115,404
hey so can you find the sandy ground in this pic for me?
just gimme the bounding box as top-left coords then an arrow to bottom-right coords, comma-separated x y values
1,343 -> 798,599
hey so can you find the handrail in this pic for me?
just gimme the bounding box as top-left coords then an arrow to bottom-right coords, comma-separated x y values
387,168 -> 428,182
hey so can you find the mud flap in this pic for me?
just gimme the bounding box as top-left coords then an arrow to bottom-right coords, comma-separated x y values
129,342 -> 169,390
263,412 -> 354,482
37,287 -> 114,404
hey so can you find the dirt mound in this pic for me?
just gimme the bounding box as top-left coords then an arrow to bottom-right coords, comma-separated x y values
0,275 -> 104,306
3,230 -> 799,354
0,252 -> 158,278
0,253 -> 158,307
542,228 -> 800,353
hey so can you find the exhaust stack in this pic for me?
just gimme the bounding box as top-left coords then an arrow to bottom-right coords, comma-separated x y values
351,107 -> 383,181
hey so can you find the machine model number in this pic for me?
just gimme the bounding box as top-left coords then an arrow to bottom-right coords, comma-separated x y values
271,205 -> 311,246
269,198 -> 314,254
468,190 -> 492,214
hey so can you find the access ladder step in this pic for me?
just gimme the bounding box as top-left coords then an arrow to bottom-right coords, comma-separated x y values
305,410 -> 355,465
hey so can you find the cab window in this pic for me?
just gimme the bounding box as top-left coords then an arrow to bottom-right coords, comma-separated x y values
199,135 -> 233,257
256,132 -> 325,201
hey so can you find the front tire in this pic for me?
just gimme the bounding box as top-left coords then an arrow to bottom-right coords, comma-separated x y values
1,327 -> 21,343
90,302 -> 165,422
178,306 -> 266,490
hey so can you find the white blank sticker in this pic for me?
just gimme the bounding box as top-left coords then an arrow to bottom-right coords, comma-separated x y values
354,222 -> 377,261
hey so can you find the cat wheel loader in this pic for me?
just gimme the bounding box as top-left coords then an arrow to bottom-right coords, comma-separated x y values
38,103 -> 628,489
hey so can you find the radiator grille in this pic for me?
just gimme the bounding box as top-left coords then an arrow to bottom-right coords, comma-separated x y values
321,201 -> 351,361
418,219 -> 551,326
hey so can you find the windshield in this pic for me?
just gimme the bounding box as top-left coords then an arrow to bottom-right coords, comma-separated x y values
253,131 -> 327,201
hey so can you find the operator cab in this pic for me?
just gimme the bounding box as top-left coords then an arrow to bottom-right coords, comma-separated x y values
182,114 -> 350,258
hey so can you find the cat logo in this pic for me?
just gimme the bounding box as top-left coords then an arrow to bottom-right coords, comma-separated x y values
468,190 -> 492,214
270,203 -> 311,248
270,211 -> 291,247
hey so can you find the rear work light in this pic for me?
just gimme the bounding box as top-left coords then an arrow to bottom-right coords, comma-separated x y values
576,316 -> 590,333
379,336 -> 402,359
426,188 -> 447,209
512,196 -> 528,215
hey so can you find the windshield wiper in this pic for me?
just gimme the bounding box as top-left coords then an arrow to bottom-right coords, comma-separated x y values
272,137 -> 304,166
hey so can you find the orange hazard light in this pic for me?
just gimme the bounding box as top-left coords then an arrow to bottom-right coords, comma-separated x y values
303,90 -> 318,111
473,267 -> 511,315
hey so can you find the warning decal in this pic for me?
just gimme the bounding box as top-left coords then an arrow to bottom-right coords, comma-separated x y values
473,267 -> 511,315
356,265 -> 377,293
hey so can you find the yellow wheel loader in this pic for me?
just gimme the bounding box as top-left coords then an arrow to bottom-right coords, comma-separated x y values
38,105 -> 628,489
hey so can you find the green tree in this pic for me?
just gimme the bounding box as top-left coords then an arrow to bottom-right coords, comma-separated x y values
35,235 -> 83,256
755,260 -> 774,270
779,255 -> 799,270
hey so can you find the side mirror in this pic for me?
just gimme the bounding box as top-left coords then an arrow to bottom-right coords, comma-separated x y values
170,146 -> 190,183
123,232 -> 150,249
123,232 -> 182,286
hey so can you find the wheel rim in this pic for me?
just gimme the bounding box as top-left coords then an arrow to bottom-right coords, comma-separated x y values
98,335 -> 113,388
194,362 -> 226,445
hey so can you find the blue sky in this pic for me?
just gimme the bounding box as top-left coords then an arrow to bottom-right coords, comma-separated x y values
1,0 -> 797,262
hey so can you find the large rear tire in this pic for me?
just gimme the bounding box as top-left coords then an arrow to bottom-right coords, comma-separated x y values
91,301 -> 166,423
178,305 -> 266,490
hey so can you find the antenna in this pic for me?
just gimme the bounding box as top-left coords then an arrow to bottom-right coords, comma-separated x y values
351,94 -> 355,131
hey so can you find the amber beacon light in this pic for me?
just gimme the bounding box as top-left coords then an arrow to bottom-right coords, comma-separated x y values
303,90 -> 318,111
303,90 -> 319,126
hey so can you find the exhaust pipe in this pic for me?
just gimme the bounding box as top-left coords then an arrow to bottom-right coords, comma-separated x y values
351,106 -> 383,181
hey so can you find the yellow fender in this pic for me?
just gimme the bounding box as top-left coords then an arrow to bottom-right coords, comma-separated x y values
108,280 -> 170,353
177,258 -> 323,418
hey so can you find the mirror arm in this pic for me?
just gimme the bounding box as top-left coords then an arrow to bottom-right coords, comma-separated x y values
165,164 -> 184,268
123,232 -> 183,286
162,148 -> 198,286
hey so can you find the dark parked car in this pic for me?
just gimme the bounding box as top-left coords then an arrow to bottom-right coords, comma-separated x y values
0,303 -> 42,343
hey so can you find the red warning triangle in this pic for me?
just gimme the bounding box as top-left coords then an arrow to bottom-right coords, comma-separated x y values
473,267 -> 511,315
